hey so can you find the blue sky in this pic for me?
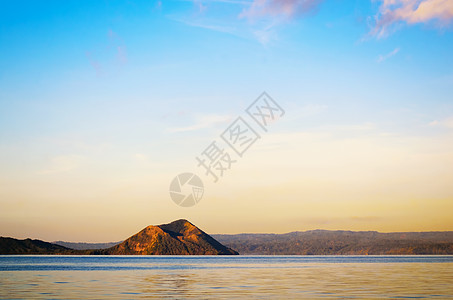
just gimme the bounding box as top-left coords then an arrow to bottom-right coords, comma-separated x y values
1,0 -> 453,241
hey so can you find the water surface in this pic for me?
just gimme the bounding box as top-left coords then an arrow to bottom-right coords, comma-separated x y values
1,255 -> 452,299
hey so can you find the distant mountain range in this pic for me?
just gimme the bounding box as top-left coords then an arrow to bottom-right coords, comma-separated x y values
0,219 -> 238,255
2,222 -> 453,255
213,230 -> 453,255
52,241 -> 121,250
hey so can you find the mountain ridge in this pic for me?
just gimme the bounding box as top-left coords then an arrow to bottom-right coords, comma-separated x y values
212,230 -> 453,255
3,226 -> 453,255
93,219 -> 238,255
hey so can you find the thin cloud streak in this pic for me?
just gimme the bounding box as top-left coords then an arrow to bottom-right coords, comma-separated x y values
377,47 -> 400,62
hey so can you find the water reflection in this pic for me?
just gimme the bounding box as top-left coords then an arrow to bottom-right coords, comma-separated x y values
140,273 -> 195,298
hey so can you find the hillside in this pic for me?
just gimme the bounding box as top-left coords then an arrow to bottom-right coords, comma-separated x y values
93,219 -> 238,255
0,237 -> 76,255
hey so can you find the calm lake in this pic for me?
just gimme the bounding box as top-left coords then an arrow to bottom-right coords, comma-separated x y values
1,255 -> 452,299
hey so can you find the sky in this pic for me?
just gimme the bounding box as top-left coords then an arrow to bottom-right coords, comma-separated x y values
1,0 -> 453,242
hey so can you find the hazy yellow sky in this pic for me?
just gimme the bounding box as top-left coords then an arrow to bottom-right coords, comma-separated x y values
2,116 -> 453,242
1,0 -> 453,242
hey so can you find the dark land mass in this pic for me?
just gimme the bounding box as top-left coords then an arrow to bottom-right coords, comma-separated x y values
53,241 -> 122,250
0,237 -> 75,255
0,219 -> 237,255
213,230 -> 453,255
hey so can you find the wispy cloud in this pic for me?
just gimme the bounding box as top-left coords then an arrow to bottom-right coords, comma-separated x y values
170,14 -> 278,44
117,45 -> 127,64
240,0 -> 324,21
239,0 -> 325,44
85,51 -> 102,76
86,29 -> 127,75
175,0 -> 324,45
370,0 -> 453,38
377,47 -> 400,62
170,17 -> 238,35
38,155 -> 84,175
167,114 -> 232,132
134,153 -> 149,162
320,122 -> 377,132
429,116 -> 453,128
251,22 -> 279,44
349,216 -> 383,222
194,0 -> 208,12
284,103 -> 328,122
180,0 -> 251,5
